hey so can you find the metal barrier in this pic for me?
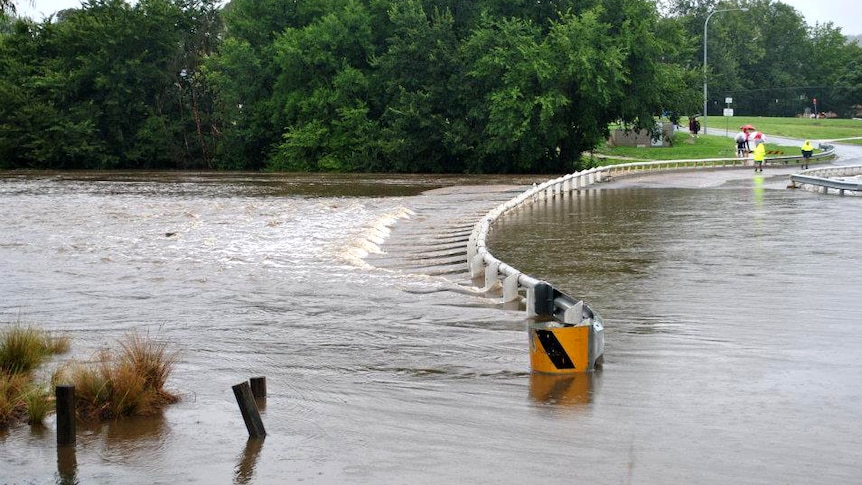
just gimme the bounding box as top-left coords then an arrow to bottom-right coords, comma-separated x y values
790,164 -> 862,195
466,142 -> 837,372
764,141 -> 836,166
467,143 -> 837,303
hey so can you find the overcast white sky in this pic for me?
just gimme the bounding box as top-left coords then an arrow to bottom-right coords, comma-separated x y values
15,0 -> 862,36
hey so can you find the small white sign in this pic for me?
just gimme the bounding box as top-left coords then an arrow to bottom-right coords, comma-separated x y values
723,108 -> 734,116
725,97 -> 733,104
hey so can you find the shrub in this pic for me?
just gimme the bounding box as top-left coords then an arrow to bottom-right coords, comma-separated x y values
0,373 -> 54,429
58,333 -> 180,421
0,373 -> 29,428
59,351 -> 114,420
0,324 -> 70,428
0,326 -> 48,374
22,384 -> 52,425
119,332 -> 177,399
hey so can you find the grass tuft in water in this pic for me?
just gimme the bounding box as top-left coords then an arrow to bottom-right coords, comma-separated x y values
0,325 -> 70,375
0,324 -> 70,428
22,384 -> 52,425
58,332 -> 180,421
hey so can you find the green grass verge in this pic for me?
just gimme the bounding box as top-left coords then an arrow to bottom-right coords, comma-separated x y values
591,115 -> 859,165
591,131 -> 805,165
718,116 -> 862,144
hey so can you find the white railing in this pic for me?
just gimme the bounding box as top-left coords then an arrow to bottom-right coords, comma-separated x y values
790,164 -> 862,195
466,143 -> 836,320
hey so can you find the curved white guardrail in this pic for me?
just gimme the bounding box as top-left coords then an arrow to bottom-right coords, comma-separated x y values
790,164 -> 862,195
467,142 -> 836,372
466,143 -> 837,319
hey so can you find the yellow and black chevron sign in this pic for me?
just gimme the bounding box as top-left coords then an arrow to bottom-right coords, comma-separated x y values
529,325 -> 591,373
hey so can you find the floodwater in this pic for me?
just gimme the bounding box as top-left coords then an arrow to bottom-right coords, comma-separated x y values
1,146 -> 862,484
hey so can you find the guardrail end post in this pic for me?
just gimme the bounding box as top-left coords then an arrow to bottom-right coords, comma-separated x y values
531,282 -> 555,316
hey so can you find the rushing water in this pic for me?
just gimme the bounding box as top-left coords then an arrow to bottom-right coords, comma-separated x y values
1,149 -> 861,484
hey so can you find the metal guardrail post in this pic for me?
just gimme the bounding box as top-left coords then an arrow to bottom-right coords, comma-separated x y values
790,164 -> 862,195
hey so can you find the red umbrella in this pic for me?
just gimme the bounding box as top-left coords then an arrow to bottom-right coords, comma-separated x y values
740,124 -> 755,131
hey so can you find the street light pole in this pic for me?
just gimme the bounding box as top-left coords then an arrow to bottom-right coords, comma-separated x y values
703,7 -> 748,134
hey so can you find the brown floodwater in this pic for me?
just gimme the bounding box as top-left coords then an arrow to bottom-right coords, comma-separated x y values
1,151 -> 861,483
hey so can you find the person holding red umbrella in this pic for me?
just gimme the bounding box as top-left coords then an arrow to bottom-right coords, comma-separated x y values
752,130 -> 767,148
735,129 -> 747,157
743,127 -> 752,154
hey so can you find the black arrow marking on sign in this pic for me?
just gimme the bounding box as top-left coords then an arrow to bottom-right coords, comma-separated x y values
535,329 -> 575,369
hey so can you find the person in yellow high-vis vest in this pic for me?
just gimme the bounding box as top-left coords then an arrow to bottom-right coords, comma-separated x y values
801,140 -> 814,169
752,142 -> 766,172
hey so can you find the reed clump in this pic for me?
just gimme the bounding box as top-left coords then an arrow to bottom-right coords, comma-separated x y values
0,325 -> 70,375
0,373 -> 30,428
58,332 -> 180,420
0,324 -> 70,428
1,326 -> 180,428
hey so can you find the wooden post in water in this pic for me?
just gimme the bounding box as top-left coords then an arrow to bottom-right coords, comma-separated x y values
55,385 -> 76,447
250,377 -> 266,400
232,381 -> 266,438
57,445 -> 78,482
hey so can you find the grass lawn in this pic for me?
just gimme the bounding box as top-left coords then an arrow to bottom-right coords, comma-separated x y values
591,131 -> 804,165
700,116 -> 862,144
591,116 -> 856,164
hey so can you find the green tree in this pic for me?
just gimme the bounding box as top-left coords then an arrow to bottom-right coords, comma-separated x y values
460,15 -> 568,172
461,1 -> 693,173
268,0 -> 379,171
208,0 -> 342,170
805,23 -> 862,115
0,16 -> 112,168
371,0 -> 463,172
832,50 -> 862,116
668,0 -> 862,118
204,37 -> 270,169
0,0 -> 221,169
600,0 -> 699,133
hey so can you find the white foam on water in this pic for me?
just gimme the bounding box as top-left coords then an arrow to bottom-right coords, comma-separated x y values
336,206 -> 414,268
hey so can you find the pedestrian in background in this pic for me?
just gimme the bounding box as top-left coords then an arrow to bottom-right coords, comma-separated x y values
801,140 -> 814,169
689,116 -> 700,138
735,130 -> 747,157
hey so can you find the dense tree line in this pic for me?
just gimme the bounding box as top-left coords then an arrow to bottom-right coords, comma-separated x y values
0,0 -> 859,172
665,0 -> 862,119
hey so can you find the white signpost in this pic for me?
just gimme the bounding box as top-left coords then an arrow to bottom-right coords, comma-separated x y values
723,97 -> 734,135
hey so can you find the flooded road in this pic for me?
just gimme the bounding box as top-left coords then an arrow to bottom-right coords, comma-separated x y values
2,148 -> 861,484
488,144 -> 862,484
